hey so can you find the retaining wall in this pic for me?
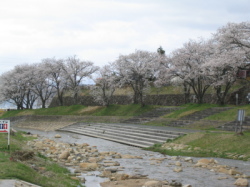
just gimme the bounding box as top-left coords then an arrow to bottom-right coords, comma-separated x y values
49,87 -> 250,107
49,94 -> 217,107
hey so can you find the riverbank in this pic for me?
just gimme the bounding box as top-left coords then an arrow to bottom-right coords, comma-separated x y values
0,131 -> 83,187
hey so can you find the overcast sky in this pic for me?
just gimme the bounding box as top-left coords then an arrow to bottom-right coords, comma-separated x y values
0,0 -> 249,75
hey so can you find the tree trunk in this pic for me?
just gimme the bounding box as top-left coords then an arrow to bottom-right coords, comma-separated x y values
42,100 -> 46,108
73,92 -> 78,105
183,83 -> 190,103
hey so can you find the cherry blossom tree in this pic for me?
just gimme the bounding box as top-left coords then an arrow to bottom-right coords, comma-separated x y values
214,22 -> 250,60
203,48 -> 245,105
168,39 -> 214,104
42,58 -> 67,106
32,63 -> 56,108
113,50 -> 159,106
211,22 -> 250,104
63,56 -> 99,104
0,70 -> 24,109
91,65 -> 117,106
0,64 -> 38,109
20,64 -> 38,109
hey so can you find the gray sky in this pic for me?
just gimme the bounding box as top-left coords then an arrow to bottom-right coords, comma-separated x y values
0,0 -> 249,75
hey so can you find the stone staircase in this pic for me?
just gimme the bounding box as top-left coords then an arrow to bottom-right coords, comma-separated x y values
218,116 -> 250,131
121,107 -> 182,124
57,123 -> 186,148
165,107 -> 233,127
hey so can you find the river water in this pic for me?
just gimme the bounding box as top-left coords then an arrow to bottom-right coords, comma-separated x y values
18,128 -> 250,187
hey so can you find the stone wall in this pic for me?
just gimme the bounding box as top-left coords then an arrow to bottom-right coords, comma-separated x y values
49,94 -> 217,107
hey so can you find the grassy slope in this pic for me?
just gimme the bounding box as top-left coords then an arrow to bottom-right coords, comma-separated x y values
0,104 -> 159,119
164,103 -> 221,119
0,132 -> 82,187
1,103 -> 250,161
146,131 -> 250,160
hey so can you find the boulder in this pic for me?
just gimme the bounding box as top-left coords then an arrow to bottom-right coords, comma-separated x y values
34,141 -> 44,148
79,163 -> 98,171
197,158 -> 210,165
218,167 -> 229,175
74,169 -> 81,173
59,151 -> 70,159
169,180 -> 182,187
234,178 -> 249,186
121,154 -> 138,159
171,156 -> 178,160
88,157 -> 98,163
173,167 -> 183,173
228,169 -> 242,175
111,173 -> 129,181
150,158 -> 166,161
143,180 -> 162,187
103,161 -> 120,167
100,170 -> 112,178
54,134 -> 61,138
175,161 -> 182,166
184,157 -> 193,162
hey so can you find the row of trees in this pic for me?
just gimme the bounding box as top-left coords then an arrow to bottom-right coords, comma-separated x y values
92,22 -> 250,106
0,21 -> 249,109
0,56 -> 98,109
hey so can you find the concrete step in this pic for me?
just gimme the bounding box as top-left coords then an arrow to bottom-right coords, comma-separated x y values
63,127 -> 168,145
67,125 -> 177,141
58,123 -> 186,148
59,128 -> 155,148
71,123 -> 186,136
84,125 -> 179,139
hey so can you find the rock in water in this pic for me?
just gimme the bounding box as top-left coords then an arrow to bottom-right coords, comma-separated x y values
234,178 -> 249,186
54,134 -> 61,138
59,151 -> 70,159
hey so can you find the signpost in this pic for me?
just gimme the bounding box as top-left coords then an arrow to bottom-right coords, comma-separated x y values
0,120 -> 10,149
236,110 -> 245,134
236,94 -> 238,105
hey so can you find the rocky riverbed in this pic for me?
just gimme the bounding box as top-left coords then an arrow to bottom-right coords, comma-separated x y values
17,127 -> 250,187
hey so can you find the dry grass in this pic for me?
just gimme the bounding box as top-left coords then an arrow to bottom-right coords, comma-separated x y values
113,87 -> 133,95
77,106 -> 103,115
17,110 -> 35,116
16,121 -> 77,131
174,132 -> 205,144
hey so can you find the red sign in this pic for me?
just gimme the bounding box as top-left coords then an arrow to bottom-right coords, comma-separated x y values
0,121 -> 10,133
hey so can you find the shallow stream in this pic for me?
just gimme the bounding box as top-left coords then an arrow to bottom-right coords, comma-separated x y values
18,128 -> 250,187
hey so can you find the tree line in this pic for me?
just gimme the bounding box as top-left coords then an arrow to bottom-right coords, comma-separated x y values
0,22 -> 249,109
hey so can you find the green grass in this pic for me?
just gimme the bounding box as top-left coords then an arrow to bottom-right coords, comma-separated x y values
146,131 -> 250,160
0,132 -> 83,187
164,103 -> 221,119
206,105 -> 250,121
149,86 -> 183,95
92,104 -> 158,116
0,131 -> 34,151
34,105 -> 88,115
0,104 -> 160,118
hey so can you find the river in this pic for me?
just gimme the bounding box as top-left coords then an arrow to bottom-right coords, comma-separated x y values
17,128 -> 250,187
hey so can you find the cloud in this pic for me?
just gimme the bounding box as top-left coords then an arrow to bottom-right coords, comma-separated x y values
0,0 -> 249,74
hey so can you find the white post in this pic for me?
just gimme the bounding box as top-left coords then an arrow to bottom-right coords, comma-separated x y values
0,120 -> 10,150
8,122 -> 10,150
